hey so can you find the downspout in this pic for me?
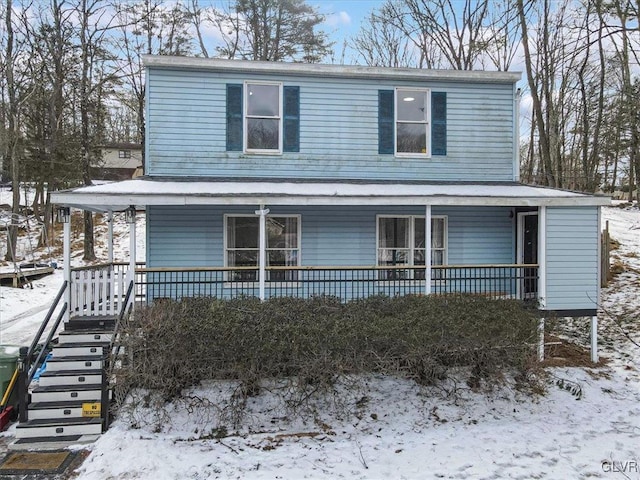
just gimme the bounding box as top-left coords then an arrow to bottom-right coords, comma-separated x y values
537,205 -> 547,361
514,87 -> 521,182
255,205 -> 270,301
425,205 -> 432,295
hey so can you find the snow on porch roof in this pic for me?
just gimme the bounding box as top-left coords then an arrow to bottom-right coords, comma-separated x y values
51,177 -> 611,212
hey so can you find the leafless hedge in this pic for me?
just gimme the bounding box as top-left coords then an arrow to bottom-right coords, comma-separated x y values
114,295 -> 539,421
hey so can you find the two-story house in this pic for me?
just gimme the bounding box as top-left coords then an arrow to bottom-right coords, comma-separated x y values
14,55 -> 608,449
52,56 -> 608,354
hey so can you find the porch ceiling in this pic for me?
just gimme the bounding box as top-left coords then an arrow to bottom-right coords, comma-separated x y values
50,177 -> 611,212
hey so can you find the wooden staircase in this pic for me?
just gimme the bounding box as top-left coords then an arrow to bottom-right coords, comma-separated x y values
10,315 -> 116,451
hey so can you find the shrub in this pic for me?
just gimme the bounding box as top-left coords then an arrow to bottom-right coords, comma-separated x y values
115,294 -> 539,412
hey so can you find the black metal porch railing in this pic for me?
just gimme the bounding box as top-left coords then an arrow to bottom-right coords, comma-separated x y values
133,264 -> 539,303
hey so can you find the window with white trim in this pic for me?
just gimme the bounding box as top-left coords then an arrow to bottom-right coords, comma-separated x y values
396,88 -> 430,156
377,215 -> 447,279
225,215 -> 300,281
245,82 -> 282,153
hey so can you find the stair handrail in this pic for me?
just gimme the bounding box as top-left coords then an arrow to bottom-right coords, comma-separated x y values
27,303 -> 68,384
18,280 -> 69,423
26,280 -> 68,361
102,279 -> 135,430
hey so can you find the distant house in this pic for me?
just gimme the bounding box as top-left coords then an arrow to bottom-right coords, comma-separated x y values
92,142 -> 142,180
53,56 -> 609,359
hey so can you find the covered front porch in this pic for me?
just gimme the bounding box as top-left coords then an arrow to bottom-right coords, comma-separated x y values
51,177 -> 609,362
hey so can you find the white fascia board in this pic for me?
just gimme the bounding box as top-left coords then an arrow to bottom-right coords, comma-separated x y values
142,55 -> 521,84
51,192 -> 610,208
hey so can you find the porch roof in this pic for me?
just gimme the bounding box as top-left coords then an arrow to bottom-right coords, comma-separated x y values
51,177 -> 610,212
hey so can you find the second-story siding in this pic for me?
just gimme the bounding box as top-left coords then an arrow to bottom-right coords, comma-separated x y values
146,63 -> 518,182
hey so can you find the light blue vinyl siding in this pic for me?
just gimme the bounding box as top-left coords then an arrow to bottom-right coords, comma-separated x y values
146,68 -> 515,181
545,207 -> 599,311
147,205 -> 514,268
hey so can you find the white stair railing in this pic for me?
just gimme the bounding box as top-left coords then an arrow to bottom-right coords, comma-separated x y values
70,264 -> 129,317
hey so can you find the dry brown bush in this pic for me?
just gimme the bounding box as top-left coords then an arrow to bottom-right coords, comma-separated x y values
114,295 -> 539,422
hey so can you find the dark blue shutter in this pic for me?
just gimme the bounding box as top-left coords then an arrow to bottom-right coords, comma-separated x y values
226,84 -> 243,151
283,86 -> 300,152
378,90 -> 394,154
431,91 -> 447,156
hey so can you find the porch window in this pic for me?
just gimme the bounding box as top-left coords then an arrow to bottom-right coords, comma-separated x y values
377,215 -> 447,279
225,215 -> 300,281
245,82 -> 282,152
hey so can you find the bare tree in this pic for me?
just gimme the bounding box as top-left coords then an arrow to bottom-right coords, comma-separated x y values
76,0 -> 119,260
352,8 -> 418,67
3,0 -> 22,261
113,0 -> 193,174
381,0 -> 492,70
209,0 -> 332,62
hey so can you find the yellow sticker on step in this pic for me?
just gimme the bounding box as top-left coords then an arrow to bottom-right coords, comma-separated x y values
82,402 -> 101,417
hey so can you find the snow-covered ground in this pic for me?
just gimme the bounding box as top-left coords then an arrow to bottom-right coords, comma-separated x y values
1,200 -> 639,479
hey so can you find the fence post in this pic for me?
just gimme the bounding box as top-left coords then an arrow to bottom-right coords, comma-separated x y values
17,347 -> 28,423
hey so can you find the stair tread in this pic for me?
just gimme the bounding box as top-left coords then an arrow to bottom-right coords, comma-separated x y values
39,369 -> 103,377
59,329 -> 113,335
54,341 -> 111,347
47,354 -> 105,362
69,315 -> 118,321
12,434 -> 83,443
33,383 -> 103,393
29,399 -> 101,409
64,321 -> 115,332
17,417 -> 102,428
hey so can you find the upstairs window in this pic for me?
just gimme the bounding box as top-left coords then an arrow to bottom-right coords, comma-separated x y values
245,82 -> 281,152
118,150 -> 131,159
396,89 -> 429,155
226,83 -> 300,154
378,89 -> 447,156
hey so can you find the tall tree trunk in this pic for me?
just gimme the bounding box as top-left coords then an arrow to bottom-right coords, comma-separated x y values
4,0 -> 20,262
518,0 -> 554,187
80,0 -> 95,261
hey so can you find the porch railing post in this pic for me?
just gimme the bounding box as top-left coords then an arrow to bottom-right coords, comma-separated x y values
17,346 -> 28,423
127,206 -> 136,311
63,211 -> 71,322
107,211 -> 114,264
538,206 -> 547,361
425,205 -> 432,295
256,205 -> 270,301
538,206 -> 547,308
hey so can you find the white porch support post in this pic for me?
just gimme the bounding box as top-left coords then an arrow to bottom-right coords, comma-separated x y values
63,210 -> 72,322
592,206 -> 602,363
107,211 -> 114,264
126,206 -> 136,296
538,205 -> 547,361
256,205 -> 270,301
425,205 -> 432,295
591,316 -> 598,363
